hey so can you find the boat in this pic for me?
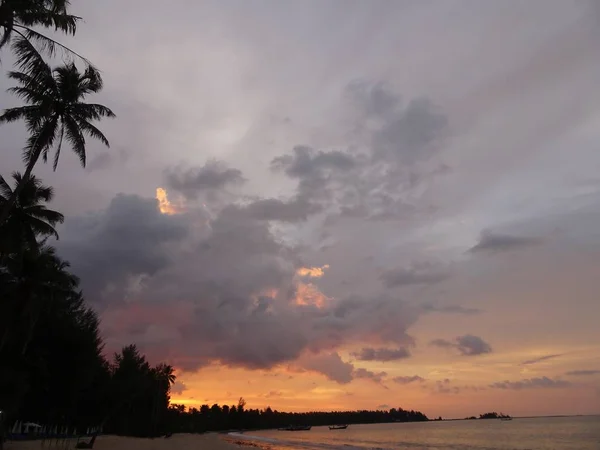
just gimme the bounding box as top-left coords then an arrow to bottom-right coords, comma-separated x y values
329,425 -> 348,430
500,418 -> 513,421
278,425 -> 312,431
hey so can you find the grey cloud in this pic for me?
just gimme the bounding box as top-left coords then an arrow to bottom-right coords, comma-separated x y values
353,368 -> 387,384
380,263 -> 449,288
565,370 -> 600,376
392,375 -> 425,385
490,377 -> 571,390
65,193 -> 421,372
165,161 -> 245,200
521,354 -> 562,366
271,145 -> 356,179
86,149 -> 130,172
58,194 -> 190,304
421,304 -> 482,315
171,381 -> 188,395
237,196 -> 323,222
469,231 -> 543,253
352,347 -> 411,362
430,335 -> 492,356
270,82 -> 448,223
298,352 -> 354,384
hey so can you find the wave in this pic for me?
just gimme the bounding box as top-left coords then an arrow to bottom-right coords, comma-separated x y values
227,432 -> 392,450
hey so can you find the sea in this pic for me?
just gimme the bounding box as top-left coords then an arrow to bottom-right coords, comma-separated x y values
228,416 -> 600,450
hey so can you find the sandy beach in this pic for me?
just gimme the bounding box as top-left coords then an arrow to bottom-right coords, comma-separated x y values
6,434 -> 244,450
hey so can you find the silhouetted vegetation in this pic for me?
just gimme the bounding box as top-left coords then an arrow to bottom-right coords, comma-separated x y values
479,412 -> 511,419
164,403 -> 428,432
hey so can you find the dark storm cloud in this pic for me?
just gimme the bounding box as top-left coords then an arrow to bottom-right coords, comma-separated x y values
521,354 -> 562,366
352,347 -> 411,362
380,263 -> 449,288
392,375 -> 425,384
564,370 -> 600,376
58,194 -> 190,303
490,377 -> 571,390
430,334 -> 492,356
469,230 -> 544,253
165,161 -> 245,199
62,192 -> 421,372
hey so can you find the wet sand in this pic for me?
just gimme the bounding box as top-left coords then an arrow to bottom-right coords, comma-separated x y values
6,433 -> 243,450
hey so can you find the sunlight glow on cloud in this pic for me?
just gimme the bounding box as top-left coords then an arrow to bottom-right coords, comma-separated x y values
156,187 -> 184,215
296,265 -> 330,278
293,282 -> 330,308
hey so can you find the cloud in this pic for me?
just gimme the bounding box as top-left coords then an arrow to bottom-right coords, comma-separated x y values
565,370 -> 600,376
269,82 -> 448,222
377,404 -> 390,410
236,196 -> 323,222
165,161 -> 245,200
171,381 -> 188,395
59,191 -> 421,372
421,304 -> 482,315
380,263 -> 449,288
521,354 -> 562,366
296,265 -> 330,279
297,352 -> 354,384
352,347 -> 411,362
469,231 -> 543,253
430,335 -> 492,356
392,375 -> 425,385
58,194 -> 190,304
353,368 -> 388,384
490,377 -> 571,390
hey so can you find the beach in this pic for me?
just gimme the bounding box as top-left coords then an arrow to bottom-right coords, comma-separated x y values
5,434 -> 244,450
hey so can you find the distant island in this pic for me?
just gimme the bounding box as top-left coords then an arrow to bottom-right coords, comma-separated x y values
464,412 -> 512,420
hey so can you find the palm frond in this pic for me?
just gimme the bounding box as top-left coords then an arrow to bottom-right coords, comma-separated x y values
63,115 -> 86,167
27,216 -> 61,240
0,106 -> 36,124
23,114 -> 59,165
0,175 -> 13,200
17,10 -> 80,35
18,27 -> 90,64
73,103 -> 116,121
24,206 -> 64,225
76,119 -> 110,147
10,34 -> 53,86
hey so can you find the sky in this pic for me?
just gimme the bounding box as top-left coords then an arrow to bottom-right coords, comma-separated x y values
1,0 -> 600,419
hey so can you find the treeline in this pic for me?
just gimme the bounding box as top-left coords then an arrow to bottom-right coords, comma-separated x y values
165,404 -> 428,432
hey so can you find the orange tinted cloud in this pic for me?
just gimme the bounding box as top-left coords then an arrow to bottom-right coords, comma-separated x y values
296,264 -> 330,278
156,187 -> 184,215
294,282 -> 330,308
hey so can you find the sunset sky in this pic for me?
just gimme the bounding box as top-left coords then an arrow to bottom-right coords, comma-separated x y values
1,0 -> 600,419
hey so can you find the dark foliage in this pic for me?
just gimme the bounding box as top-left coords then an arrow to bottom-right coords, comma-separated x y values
163,403 -> 428,433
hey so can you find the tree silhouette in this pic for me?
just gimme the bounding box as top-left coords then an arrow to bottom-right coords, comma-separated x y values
0,58 -> 115,224
0,172 -> 63,255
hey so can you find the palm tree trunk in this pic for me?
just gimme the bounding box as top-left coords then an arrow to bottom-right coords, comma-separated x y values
0,148 -> 41,225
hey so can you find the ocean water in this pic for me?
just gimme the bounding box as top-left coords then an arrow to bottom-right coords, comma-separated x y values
230,416 -> 600,450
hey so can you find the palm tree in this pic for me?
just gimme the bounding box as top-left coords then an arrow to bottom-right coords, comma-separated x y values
0,172 -> 64,254
0,59 -> 115,224
0,0 -> 79,54
0,245 -> 79,354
